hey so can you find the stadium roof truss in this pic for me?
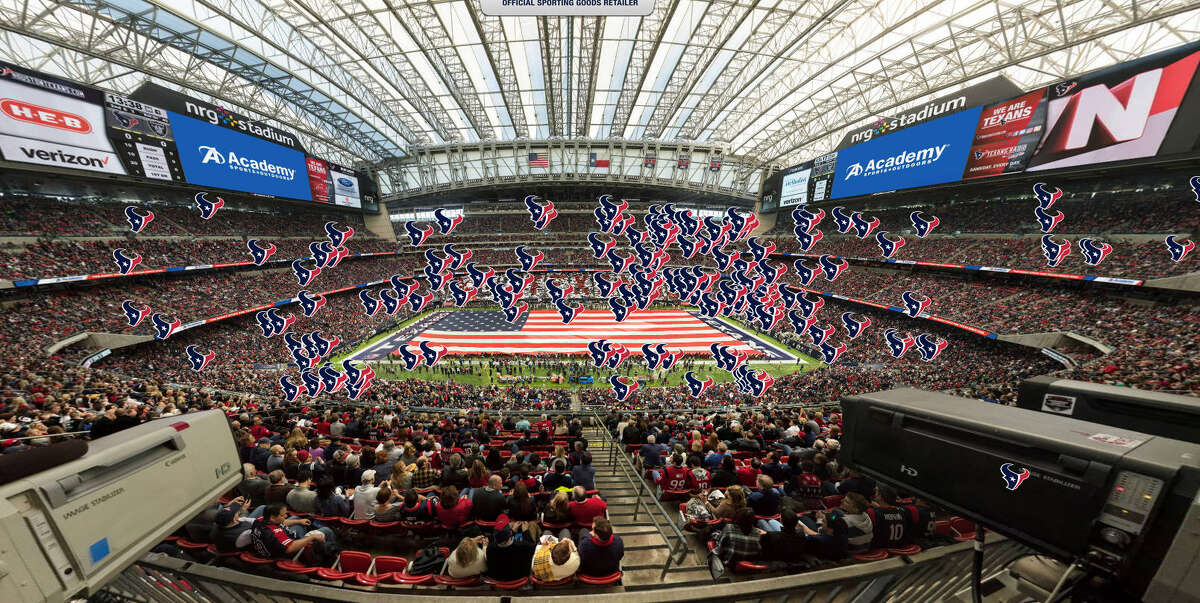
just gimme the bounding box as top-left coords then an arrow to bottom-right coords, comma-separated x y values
0,0 -> 1197,188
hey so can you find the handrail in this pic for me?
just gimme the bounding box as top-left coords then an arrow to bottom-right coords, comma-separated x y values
586,408 -> 692,580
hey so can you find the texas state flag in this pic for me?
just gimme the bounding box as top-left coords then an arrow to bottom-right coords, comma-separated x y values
589,152 -> 610,168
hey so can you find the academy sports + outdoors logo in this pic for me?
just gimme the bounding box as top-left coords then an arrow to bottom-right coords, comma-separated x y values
843,144 -> 950,180
198,144 -> 297,181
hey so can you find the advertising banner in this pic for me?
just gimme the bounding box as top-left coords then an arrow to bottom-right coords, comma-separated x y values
779,161 -> 812,207
832,106 -> 982,199
329,165 -> 362,208
306,157 -> 331,203
809,151 -> 837,202
131,82 -> 306,153
1026,43 -> 1200,171
168,110 -> 312,201
962,89 -> 1048,179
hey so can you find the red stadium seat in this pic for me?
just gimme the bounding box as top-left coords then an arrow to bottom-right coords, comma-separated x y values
531,575 -> 574,586
734,561 -> 769,572
238,552 -> 275,566
577,572 -> 622,585
275,560 -> 320,575
887,544 -> 922,556
315,550 -> 372,581
484,576 -> 529,590
853,550 -> 889,562
435,574 -> 483,587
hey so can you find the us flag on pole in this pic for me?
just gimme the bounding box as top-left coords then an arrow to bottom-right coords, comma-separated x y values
527,152 -> 549,168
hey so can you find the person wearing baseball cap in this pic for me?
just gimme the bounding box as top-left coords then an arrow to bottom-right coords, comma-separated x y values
484,516 -> 534,582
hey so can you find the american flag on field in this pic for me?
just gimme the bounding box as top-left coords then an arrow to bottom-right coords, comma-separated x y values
407,309 -> 758,356
527,152 -> 549,168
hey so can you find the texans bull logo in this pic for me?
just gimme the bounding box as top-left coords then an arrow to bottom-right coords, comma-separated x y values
443,243 -> 472,270
433,208 -> 463,235
840,312 -> 871,339
310,331 -> 339,357
792,205 -> 825,234
625,226 -> 647,248
324,221 -> 355,248
909,211 -> 940,238
608,296 -> 634,323
850,212 -> 880,239
515,245 -> 544,271
587,339 -> 610,367
1165,235 -> 1194,263
524,195 -> 558,230
379,289 -> 402,315
594,273 -> 621,298
588,232 -> 617,259
423,265 -> 452,291
398,345 -> 422,370
795,293 -> 824,318
1078,238 -> 1113,266
425,248 -> 449,273
345,367 -> 375,400
604,249 -> 636,274
1000,463 -> 1031,491
419,341 -> 447,367
266,308 -> 296,336
603,343 -> 633,369
185,345 -> 214,371
818,255 -> 848,281
747,237 -> 777,263
448,281 -> 478,307
703,215 -> 732,241
807,322 -> 835,346
502,302 -> 528,324
409,290 -> 435,313
279,375 -> 301,401
554,299 -> 583,324
465,263 -> 495,288
297,290 -> 327,317
194,192 -> 224,220
151,313 -> 181,340
246,239 -> 277,265
291,260 -> 321,287
299,368 -> 324,397
112,248 -> 142,275
1041,235 -> 1072,267
121,300 -> 152,327
1034,206 -> 1065,233
900,291 -> 932,318
876,231 -> 906,258
684,372 -> 714,398
124,206 -> 154,233
310,241 -> 335,268
883,328 -> 916,359
794,228 -> 823,251
676,236 -> 700,259
915,333 -> 949,361
819,341 -> 848,364
792,259 -> 819,285
697,293 -> 725,318
830,206 -> 854,234
609,375 -> 639,402
319,365 -> 350,393
1032,182 -> 1063,209
404,221 -> 434,246
711,245 -> 734,271
359,289 -> 381,316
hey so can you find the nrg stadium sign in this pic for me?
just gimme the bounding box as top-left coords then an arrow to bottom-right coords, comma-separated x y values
481,0 -> 652,15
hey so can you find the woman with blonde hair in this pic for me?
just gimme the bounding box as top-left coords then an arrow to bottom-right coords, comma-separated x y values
706,484 -> 747,519
284,427 -> 307,451
466,459 -> 489,500
542,491 -> 573,527
399,442 -> 418,467
390,461 -> 413,492
446,535 -> 488,578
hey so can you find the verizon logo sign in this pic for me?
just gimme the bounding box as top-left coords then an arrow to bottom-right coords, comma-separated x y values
0,98 -> 91,133
0,134 -> 125,175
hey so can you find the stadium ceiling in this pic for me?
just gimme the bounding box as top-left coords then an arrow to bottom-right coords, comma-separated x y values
0,0 -> 1197,170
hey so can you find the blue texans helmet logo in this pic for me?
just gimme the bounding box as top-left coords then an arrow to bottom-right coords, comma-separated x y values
246,239 -> 277,265
830,206 -> 853,234
1190,176 -> 1200,202
324,220 -> 355,248
345,367 -> 375,400
494,282 -> 516,309
696,234 -> 717,256
795,293 -> 824,318
659,346 -> 678,370
909,211 -> 940,238
1041,235 -> 1072,267
398,344 -> 421,370
297,290 -> 327,317
279,375 -> 300,401
404,221 -> 434,246
112,247 -> 142,275
587,339 -> 610,367
604,343 -> 632,369
704,216 -> 731,241
121,300 -> 152,327
379,288 -> 401,315
255,311 -> 276,337
1032,182 -> 1063,209
778,285 -> 798,309
391,276 -> 418,304
123,206 -> 154,233
194,192 -> 224,220
632,242 -> 655,267
359,289 -> 380,316
1000,463 -> 1031,491
608,297 -> 632,322
807,322 -> 835,346
708,244 -> 731,270
341,359 -> 364,385
757,304 -> 785,331
291,260 -> 321,286
818,254 -> 848,281
1166,235 -> 1195,262
732,256 -> 757,275
1034,206 -> 1065,233
465,263 -> 495,288
185,345 -> 214,371
546,278 -> 573,303
676,209 -> 700,237
819,341 -> 848,364
418,341 -> 447,367
151,313 -> 181,340
609,375 -> 639,402
850,212 -> 880,239
409,290 -> 435,313
915,333 -> 949,362
448,281 -> 477,307
444,243 -> 472,270
900,290 -> 932,318
554,299 -> 583,324
724,207 -> 747,236
684,372 -> 714,398
641,343 -> 665,369
840,312 -> 872,339
312,331 -> 338,357
792,206 -> 825,233
502,301 -> 528,324
676,236 -> 699,259
876,231 -> 906,258
698,292 -> 725,318
299,368 -> 324,397
319,365 -> 350,393
788,309 -> 818,336
593,272 -> 620,297
759,262 -> 788,286
588,232 -> 617,259
747,237 -> 777,263
524,195 -> 555,227
710,343 -> 731,370
433,208 -> 463,235
266,308 -> 296,336
301,332 -> 322,360
883,328 -> 916,359
425,248 -> 449,273
1078,238 -> 1113,266
605,249 -> 635,274
593,205 -> 615,233
423,265 -> 452,291
288,346 -> 313,371
328,246 -> 350,268
792,259 -> 819,285
625,226 -> 647,248
283,331 -> 305,356
505,268 -> 533,295
309,241 -> 333,267
515,245 -> 544,271
595,194 -> 628,230
615,283 -> 638,309
744,367 -> 775,397
794,228 -> 823,251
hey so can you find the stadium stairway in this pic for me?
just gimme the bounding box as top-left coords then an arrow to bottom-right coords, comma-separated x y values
582,424 -> 714,589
